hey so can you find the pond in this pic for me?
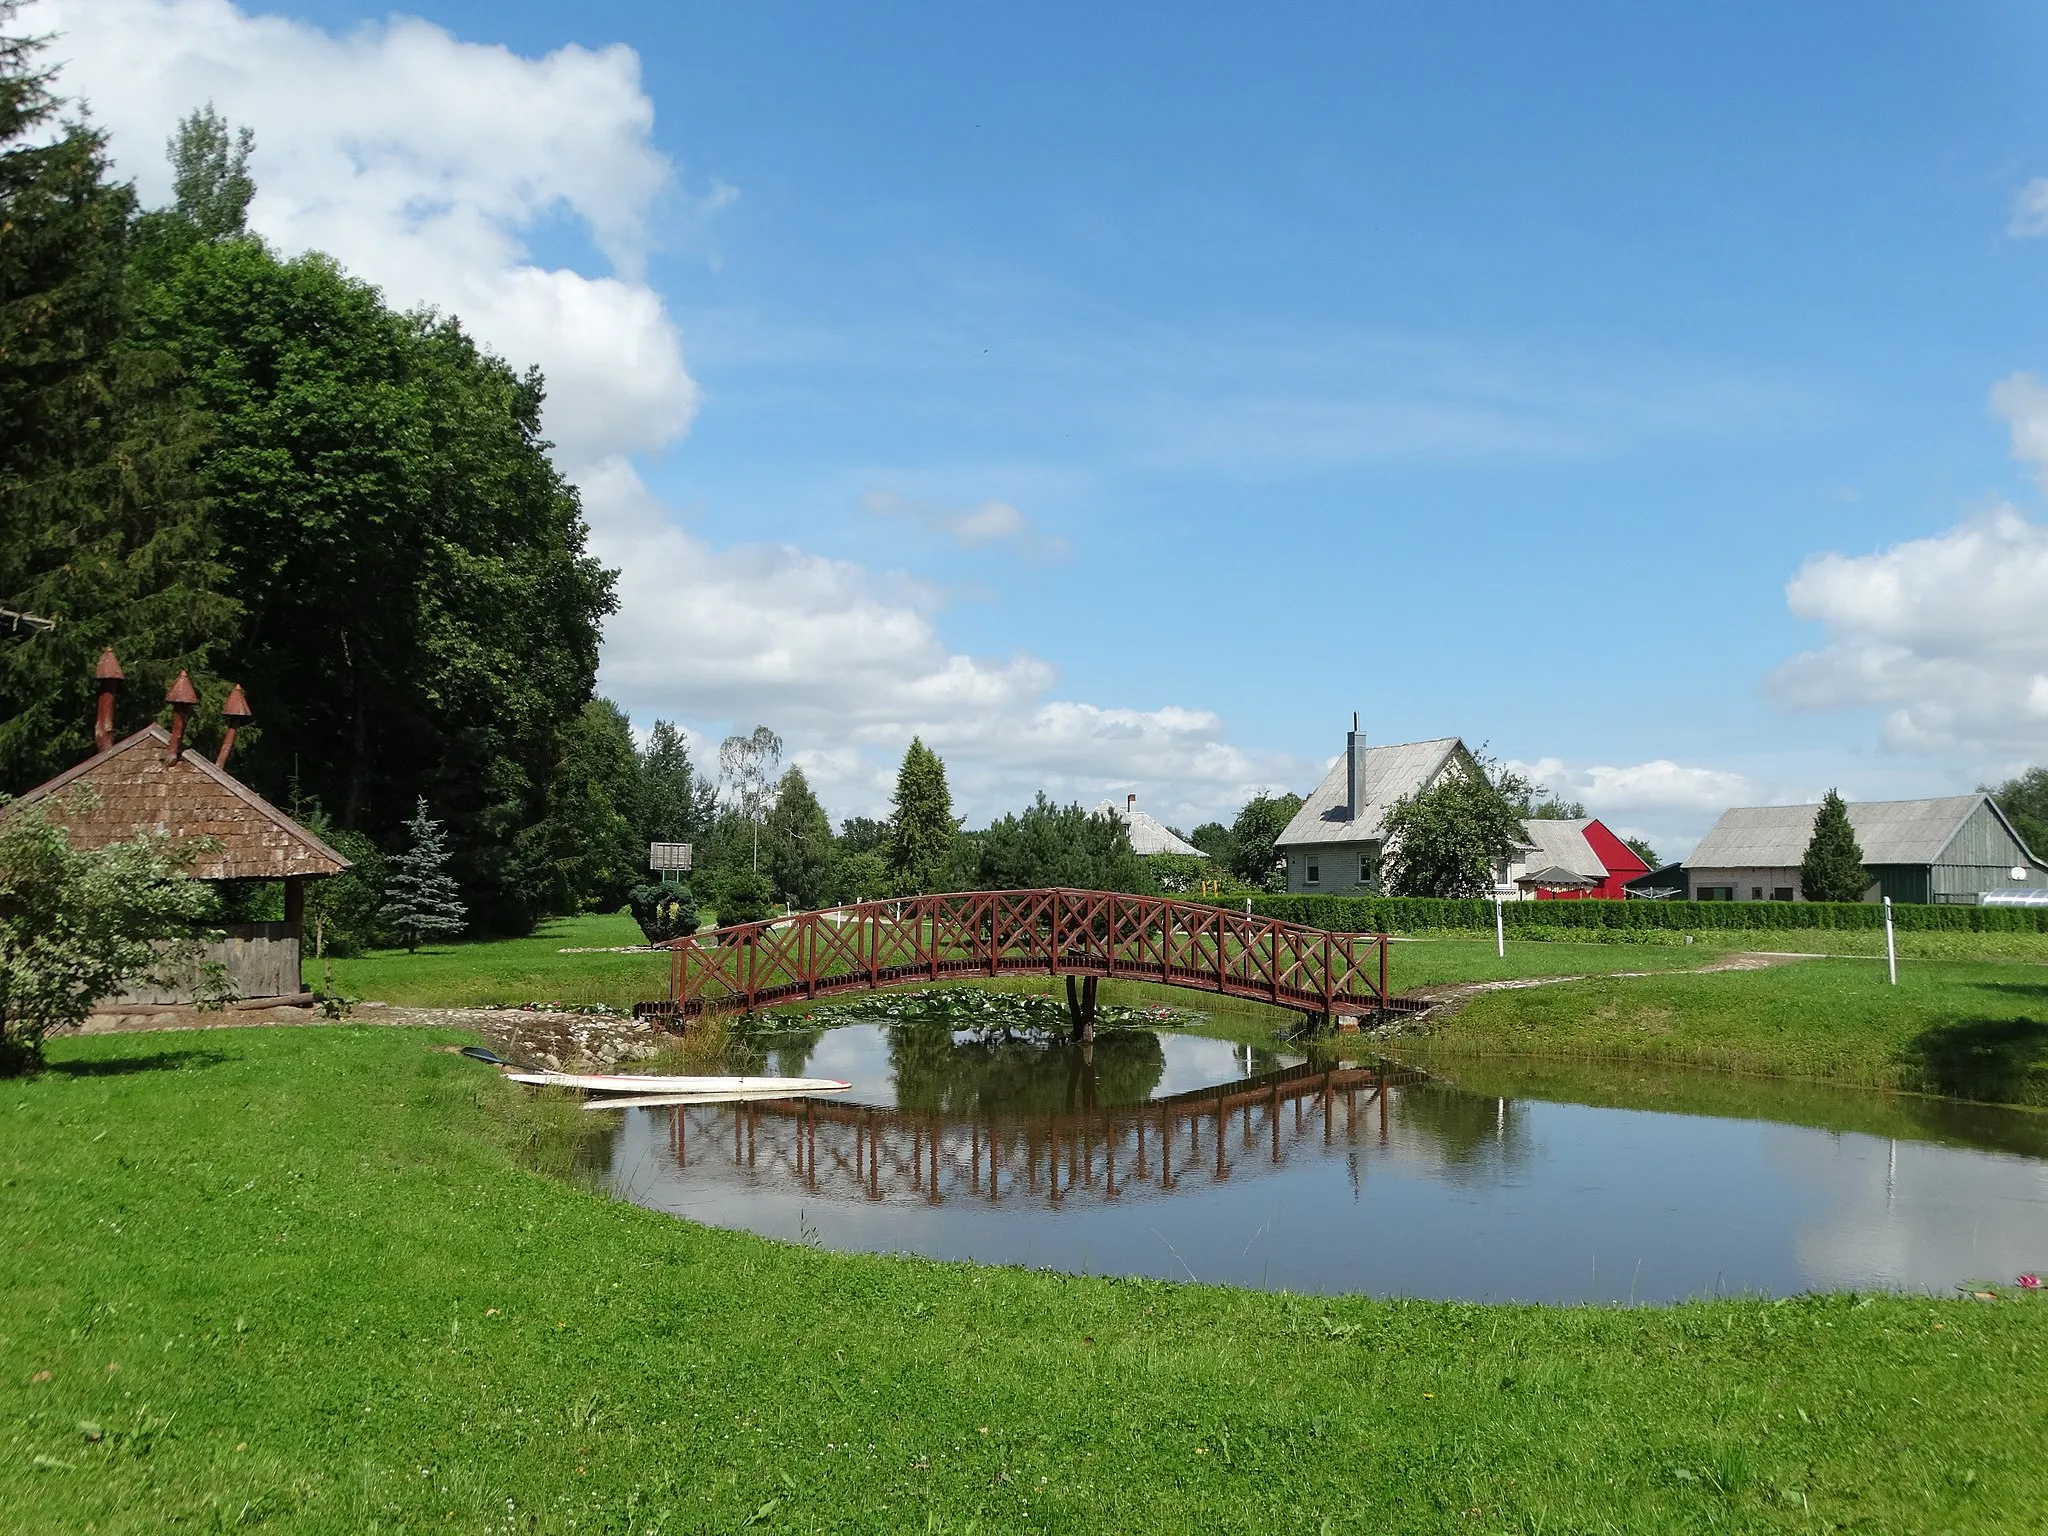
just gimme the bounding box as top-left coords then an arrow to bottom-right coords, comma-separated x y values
601,1019 -> 2048,1304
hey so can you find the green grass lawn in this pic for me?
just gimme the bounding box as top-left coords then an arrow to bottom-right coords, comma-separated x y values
312,916 -> 1732,1015
1404,955 -> 2048,1106
7,1024 -> 2047,1534
313,912 -> 668,1010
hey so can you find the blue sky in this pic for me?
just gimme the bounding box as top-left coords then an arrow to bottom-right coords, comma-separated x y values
48,1 -> 2048,852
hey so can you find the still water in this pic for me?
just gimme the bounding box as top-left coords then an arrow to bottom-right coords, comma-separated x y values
603,1023 -> 2048,1303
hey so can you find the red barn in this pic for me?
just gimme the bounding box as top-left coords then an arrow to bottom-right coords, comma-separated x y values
1511,818 -> 1651,900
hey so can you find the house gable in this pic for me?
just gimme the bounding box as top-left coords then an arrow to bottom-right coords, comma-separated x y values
1276,736 -> 1472,851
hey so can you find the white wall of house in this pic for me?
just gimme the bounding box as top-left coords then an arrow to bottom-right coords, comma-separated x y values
1684,867 -> 1827,902
1284,842 -> 1381,894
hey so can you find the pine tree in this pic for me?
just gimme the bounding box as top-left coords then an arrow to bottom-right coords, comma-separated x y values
886,737 -> 956,893
1799,789 -> 1868,904
385,798 -> 467,952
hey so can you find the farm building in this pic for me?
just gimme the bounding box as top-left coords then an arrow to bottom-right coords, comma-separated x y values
5,652 -> 349,1005
1274,726 -> 1486,893
1095,795 -> 1205,857
1681,795 -> 2047,904
1508,818 -> 1651,900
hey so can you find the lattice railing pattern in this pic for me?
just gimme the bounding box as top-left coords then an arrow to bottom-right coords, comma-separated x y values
646,888 -> 1408,1023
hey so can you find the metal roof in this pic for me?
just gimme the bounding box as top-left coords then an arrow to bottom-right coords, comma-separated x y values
1516,818 -> 1610,881
8,725 -> 351,880
1276,737 -> 1467,849
1095,800 -> 1207,858
1685,795 -> 1991,870
1516,863 -> 1600,889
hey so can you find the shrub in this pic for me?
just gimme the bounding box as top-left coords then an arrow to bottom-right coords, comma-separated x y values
628,882 -> 699,943
709,869 -> 775,927
1189,892 -> 2048,936
0,790 -> 224,1074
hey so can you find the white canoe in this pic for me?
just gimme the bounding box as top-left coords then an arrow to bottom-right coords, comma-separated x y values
580,1090 -> 844,1111
505,1072 -> 852,1095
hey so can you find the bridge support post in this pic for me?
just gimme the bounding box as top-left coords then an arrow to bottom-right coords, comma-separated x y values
1066,974 -> 1098,1042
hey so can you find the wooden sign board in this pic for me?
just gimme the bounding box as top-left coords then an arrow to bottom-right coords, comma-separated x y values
648,842 -> 693,872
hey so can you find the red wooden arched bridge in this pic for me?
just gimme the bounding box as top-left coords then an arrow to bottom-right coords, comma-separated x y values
637,888 -> 1420,1031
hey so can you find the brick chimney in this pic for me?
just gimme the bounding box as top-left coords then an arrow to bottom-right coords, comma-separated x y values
1127,793 -> 1137,815
216,684 -> 252,768
93,648 -> 124,754
165,670 -> 199,761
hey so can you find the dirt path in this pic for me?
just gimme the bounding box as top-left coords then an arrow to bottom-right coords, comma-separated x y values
1392,950 -> 1824,1024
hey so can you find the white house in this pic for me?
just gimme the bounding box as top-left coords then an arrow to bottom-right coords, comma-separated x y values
1273,725 -> 1488,893
1096,795 -> 1206,857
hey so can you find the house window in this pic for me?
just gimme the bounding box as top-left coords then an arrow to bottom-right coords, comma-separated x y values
1751,887 -> 1764,901
1773,887 -> 1794,902
1359,853 -> 1372,884
1305,862 -> 1320,886
1695,886 -> 1734,902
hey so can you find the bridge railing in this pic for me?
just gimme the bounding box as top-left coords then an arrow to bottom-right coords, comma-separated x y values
641,888 -> 1404,1024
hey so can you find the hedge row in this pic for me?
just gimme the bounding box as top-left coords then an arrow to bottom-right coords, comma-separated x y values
1199,893 -> 2048,935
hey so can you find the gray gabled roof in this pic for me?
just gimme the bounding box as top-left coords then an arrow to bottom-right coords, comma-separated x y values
1516,818 -> 1609,881
1685,795 -> 2000,870
1276,737 -> 1468,849
1095,800 -> 1207,858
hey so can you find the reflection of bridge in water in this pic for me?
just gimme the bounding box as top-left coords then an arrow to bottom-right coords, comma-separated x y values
661,1059 -> 1428,1207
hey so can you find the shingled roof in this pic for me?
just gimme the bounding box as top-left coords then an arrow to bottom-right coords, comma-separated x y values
8,725 -> 350,880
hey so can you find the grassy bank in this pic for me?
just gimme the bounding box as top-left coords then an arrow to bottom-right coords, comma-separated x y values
314,911 -> 666,1010
313,915 -> 1735,1015
5,1025 -> 2047,1534
1404,956 -> 2048,1106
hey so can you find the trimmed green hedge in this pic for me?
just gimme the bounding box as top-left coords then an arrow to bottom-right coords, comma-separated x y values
1199,893 -> 2048,934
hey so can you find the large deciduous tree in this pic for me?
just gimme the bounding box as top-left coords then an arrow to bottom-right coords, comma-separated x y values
130,199 -> 615,931
1800,790 -> 1869,904
1381,764 -> 1530,898
1987,767 -> 2048,858
1225,793 -> 1302,891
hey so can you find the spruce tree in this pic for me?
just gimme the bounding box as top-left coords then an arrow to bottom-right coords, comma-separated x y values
886,736 -> 957,893
1799,789 -> 1869,904
0,15 -> 229,791
385,798 -> 467,952
764,764 -> 835,908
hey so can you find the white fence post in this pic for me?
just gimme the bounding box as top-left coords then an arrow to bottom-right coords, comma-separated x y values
1884,895 -> 1897,986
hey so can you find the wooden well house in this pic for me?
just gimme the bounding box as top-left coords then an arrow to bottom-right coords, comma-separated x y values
9,651 -> 350,1008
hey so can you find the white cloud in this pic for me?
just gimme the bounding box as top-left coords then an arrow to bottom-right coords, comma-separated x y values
1511,756 -> 1758,861
32,0 -> 697,466
1759,375 -> 2048,758
2011,178 -> 2048,239
588,470 -> 1303,823
1990,372 -> 2048,489
42,0 -> 1300,826
861,490 -> 1067,557
1766,507 -> 2048,753
1518,757 -> 1754,816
